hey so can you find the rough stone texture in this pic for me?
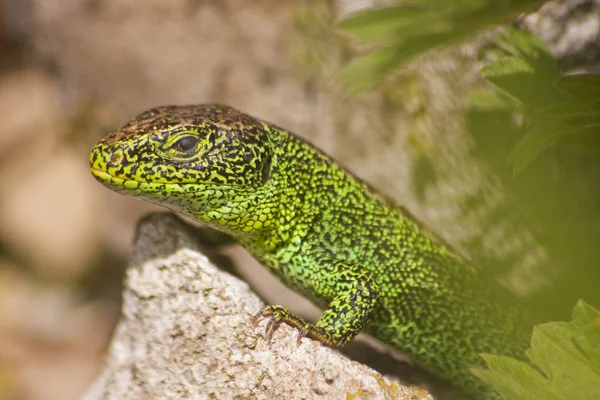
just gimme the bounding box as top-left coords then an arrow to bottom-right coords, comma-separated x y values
523,0 -> 600,71
83,213 -> 432,400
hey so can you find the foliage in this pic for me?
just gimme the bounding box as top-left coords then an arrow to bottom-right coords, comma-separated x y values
337,0 -> 545,94
479,29 -> 600,174
339,2 -> 600,174
472,300 -> 600,400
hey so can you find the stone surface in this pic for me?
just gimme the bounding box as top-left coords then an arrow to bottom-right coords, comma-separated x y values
83,213 -> 432,400
523,0 -> 600,71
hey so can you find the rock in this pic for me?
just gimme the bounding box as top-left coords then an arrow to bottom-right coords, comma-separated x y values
523,0 -> 600,71
83,213 -> 431,400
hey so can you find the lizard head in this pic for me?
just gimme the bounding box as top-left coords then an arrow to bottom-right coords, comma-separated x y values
90,104 -> 277,234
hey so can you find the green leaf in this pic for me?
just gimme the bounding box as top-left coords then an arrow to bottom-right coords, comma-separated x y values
338,0 -> 547,94
337,47 -> 400,95
507,119 -> 568,175
481,56 -> 535,100
473,300 -> 600,400
570,301 -> 600,373
483,62 -> 562,107
497,28 -> 555,63
338,6 -> 424,42
467,88 -> 518,111
481,30 -> 563,108
478,28 -> 600,173
480,57 -> 532,77
528,322 -> 600,399
472,354 -> 557,400
556,74 -> 600,100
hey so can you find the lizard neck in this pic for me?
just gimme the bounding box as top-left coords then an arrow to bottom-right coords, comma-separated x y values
240,128 -> 363,264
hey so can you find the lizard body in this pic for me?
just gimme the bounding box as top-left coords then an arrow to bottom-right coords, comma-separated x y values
90,104 -> 530,398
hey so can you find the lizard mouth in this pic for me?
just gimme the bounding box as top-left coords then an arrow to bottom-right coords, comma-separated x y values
90,167 -> 128,185
90,167 -> 203,195
90,168 -> 120,182
90,167 -> 145,191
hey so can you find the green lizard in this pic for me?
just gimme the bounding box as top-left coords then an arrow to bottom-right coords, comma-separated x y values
90,104 -> 530,399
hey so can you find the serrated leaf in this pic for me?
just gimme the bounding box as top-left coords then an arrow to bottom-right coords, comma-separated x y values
483,30 -> 600,172
572,300 -> 600,324
473,301 -> 600,400
467,88 -> 519,111
337,47 -> 399,95
472,354 -> 557,400
526,322 -> 584,381
482,56 -> 535,77
570,301 -> 600,373
499,28 -> 555,63
528,321 -> 600,400
529,99 -> 600,120
339,34 -> 456,95
482,58 -> 564,108
338,1 -> 547,95
338,6 -> 424,42
556,74 -> 600,100
507,30 -> 558,81
482,29 -> 564,108
507,119 -> 568,175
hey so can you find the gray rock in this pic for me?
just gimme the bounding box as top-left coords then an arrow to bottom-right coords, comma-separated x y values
83,213 -> 432,400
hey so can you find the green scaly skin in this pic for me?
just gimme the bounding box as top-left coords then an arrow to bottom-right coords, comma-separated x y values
90,105 -> 530,399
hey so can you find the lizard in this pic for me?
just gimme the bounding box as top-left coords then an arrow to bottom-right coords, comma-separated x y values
89,104 -> 531,399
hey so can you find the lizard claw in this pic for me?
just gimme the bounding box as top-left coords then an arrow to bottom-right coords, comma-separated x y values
252,305 -> 312,344
295,326 -> 308,347
252,305 -> 283,341
265,317 -> 280,341
252,306 -> 270,327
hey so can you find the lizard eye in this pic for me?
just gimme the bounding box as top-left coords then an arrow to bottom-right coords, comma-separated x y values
169,135 -> 199,156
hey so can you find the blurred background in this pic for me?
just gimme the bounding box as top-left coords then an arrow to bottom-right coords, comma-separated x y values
0,0 -> 599,399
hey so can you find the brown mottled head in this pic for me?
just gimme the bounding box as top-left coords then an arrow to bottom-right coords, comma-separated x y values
90,104 -> 278,232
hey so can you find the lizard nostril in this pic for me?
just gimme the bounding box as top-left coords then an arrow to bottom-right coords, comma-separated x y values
110,151 -> 123,165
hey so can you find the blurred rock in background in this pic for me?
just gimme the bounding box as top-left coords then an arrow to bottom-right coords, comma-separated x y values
0,0 -> 598,399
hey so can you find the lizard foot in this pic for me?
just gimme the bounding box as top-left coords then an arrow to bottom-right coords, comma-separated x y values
252,305 -> 309,344
252,305 -> 340,346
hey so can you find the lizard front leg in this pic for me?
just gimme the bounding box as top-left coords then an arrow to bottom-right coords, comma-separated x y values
253,258 -> 380,346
